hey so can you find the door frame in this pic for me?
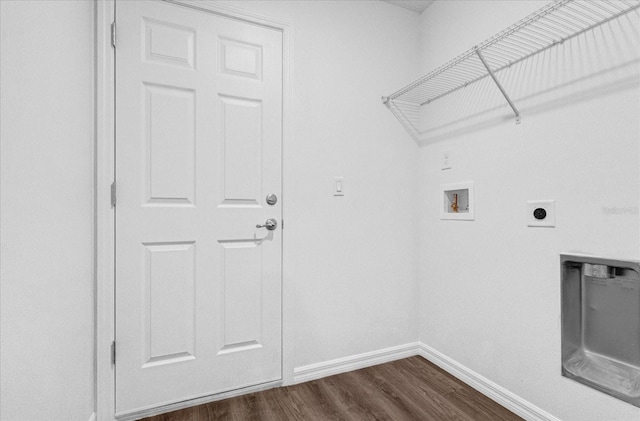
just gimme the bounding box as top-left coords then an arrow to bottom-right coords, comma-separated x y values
95,1 -> 293,419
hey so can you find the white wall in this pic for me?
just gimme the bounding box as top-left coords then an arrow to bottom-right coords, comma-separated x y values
1,1 -> 420,419
418,2 -> 640,420
10,1 -> 635,419
0,1 -> 95,421
219,0 -> 422,369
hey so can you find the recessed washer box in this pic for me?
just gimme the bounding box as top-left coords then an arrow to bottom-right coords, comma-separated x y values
561,254 -> 640,408
441,181 -> 474,220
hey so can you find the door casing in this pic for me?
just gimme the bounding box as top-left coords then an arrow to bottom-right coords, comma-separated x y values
95,1 -> 293,419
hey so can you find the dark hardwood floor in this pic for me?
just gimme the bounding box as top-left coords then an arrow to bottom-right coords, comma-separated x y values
142,356 -> 524,421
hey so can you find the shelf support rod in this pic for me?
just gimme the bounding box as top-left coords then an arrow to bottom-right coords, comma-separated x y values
475,47 -> 521,124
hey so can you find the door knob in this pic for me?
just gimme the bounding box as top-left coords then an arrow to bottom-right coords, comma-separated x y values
266,193 -> 278,206
256,218 -> 278,230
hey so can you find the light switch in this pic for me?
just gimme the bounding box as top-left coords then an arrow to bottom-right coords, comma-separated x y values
333,176 -> 344,196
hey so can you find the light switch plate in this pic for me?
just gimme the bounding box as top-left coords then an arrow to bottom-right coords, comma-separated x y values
527,200 -> 555,227
441,151 -> 451,170
333,176 -> 344,196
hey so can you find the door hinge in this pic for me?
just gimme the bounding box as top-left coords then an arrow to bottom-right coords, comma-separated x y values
110,22 -> 116,48
110,181 -> 117,207
111,341 -> 116,365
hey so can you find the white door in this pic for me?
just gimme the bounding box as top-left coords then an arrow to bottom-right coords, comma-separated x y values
114,0 -> 283,414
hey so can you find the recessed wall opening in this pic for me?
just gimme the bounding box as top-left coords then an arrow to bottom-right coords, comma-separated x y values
441,181 -> 474,221
561,255 -> 640,408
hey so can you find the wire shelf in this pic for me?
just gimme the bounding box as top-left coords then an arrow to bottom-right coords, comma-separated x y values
383,0 -> 640,141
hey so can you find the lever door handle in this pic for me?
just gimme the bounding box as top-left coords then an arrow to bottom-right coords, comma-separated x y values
256,218 -> 278,231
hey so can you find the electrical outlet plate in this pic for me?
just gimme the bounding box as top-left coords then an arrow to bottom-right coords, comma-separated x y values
527,200 -> 555,227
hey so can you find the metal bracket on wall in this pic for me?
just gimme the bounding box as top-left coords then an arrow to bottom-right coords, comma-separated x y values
110,182 -> 117,207
475,47 -> 521,125
111,22 -> 116,48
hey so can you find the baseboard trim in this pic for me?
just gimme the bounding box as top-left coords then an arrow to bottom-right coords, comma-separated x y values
293,342 -> 420,384
109,343 -> 558,421
417,343 -> 560,421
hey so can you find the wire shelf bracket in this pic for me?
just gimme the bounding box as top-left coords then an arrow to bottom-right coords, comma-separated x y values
475,47 -> 521,125
383,0 -> 640,141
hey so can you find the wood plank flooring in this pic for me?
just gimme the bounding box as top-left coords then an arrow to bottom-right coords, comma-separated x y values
142,356 -> 523,421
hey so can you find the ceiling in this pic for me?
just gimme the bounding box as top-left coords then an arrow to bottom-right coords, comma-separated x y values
382,0 -> 434,14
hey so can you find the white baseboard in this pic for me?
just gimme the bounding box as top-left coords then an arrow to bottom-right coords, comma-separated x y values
87,412 -> 96,421
105,342 -> 558,421
293,342 -> 421,384
417,343 -> 561,421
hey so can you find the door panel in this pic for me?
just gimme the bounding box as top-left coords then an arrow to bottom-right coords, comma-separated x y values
220,95 -> 263,204
220,38 -> 263,79
143,18 -> 196,69
115,0 -> 282,414
218,241 -> 263,353
144,83 -> 195,205
142,241 -> 196,367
